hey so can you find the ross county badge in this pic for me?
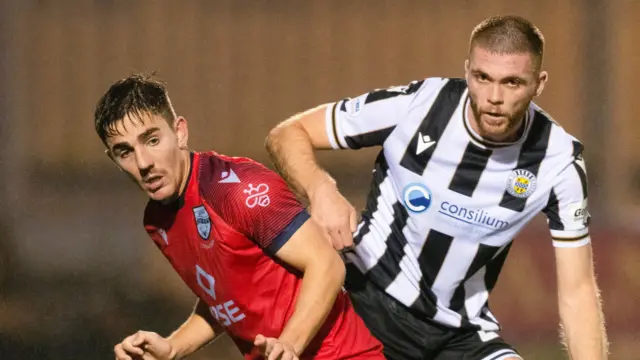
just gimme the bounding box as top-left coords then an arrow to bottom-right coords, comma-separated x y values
192,205 -> 211,240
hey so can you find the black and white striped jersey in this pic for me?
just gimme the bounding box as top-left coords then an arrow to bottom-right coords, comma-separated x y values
324,77 -> 590,331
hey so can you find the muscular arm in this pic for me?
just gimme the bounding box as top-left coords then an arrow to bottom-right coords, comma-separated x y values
265,104 -> 336,200
555,243 -> 608,360
270,217 -> 346,355
167,299 -> 224,360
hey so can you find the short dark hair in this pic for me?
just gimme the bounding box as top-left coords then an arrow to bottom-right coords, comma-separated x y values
94,73 -> 176,143
470,15 -> 545,69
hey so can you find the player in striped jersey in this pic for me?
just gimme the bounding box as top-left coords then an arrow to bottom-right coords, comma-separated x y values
266,15 -> 608,360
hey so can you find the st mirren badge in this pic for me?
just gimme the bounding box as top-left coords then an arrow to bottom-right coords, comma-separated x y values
506,169 -> 537,198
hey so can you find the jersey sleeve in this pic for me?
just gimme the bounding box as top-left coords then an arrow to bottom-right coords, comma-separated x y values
200,158 -> 310,254
325,78 -> 434,149
542,149 -> 591,248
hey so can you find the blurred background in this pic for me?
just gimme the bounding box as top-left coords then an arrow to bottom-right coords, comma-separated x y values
0,1 -> 638,359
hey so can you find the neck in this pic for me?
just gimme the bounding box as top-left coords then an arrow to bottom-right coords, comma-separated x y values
177,150 -> 192,196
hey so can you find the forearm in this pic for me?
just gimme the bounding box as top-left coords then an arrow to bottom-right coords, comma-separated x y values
278,255 -> 346,355
265,114 -> 335,199
559,283 -> 608,360
168,299 -> 221,360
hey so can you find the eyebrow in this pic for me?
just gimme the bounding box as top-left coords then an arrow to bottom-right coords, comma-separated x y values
470,69 -> 526,83
470,69 -> 493,80
110,127 -> 161,153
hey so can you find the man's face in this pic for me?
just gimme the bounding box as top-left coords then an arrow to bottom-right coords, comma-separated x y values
105,113 -> 188,203
465,45 -> 547,142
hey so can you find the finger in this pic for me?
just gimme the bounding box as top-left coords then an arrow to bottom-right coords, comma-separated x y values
268,343 -> 284,360
131,331 -> 151,347
265,338 -> 277,356
328,229 -> 345,251
280,351 -> 296,360
114,344 -> 133,360
338,219 -> 354,248
254,334 -> 266,346
121,340 -> 144,356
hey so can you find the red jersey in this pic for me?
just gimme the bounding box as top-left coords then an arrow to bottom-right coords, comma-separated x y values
143,152 -> 383,359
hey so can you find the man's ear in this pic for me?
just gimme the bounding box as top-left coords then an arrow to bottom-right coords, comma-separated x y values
535,71 -> 548,97
174,116 -> 189,149
104,149 -> 124,172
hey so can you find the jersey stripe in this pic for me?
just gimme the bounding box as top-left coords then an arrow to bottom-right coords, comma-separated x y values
364,80 -> 425,104
354,152 -> 388,246
410,229 -> 453,317
544,189 -> 563,230
448,142 -> 493,197
400,79 -> 466,175
499,111 -> 553,212
345,127 -> 396,149
366,201 -> 410,289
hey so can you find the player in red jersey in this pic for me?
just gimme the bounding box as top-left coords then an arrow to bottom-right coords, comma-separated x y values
94,74 -> 384,360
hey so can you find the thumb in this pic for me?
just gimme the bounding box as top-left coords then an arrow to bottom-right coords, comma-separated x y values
254,334 -> 266,346
131,332 -> 147,347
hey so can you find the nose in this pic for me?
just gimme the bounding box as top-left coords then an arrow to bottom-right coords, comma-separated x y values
487,84 -> 504,105
135,147 -> 153,175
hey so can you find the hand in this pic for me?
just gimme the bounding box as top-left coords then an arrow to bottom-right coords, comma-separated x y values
308,180 -> 358,251
254,334 -> 299,360
114,330 -> 174,360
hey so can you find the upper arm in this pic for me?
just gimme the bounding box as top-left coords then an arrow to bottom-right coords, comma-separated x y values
542,144 -> 591,248
272,216 -> 344,274
324,80 -> 427,149
277,79 -> 430,151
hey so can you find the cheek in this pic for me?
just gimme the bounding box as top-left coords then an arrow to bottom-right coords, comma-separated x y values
506,91 -> 531,112
121,164 -> 143,182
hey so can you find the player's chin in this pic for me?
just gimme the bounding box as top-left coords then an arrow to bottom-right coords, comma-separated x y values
480,121 -> 509,139
146,184 -> 174,202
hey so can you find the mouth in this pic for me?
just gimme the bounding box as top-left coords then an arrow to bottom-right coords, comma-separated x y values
482,112 -> 507,125
143,175 -> 164,192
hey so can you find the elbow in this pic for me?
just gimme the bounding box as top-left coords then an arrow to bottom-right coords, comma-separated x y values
265,124 -> 284,155
326,252 -> 346,290
306,249 -> 346,292
558,281 -> 601,316
265,120 -> 294,156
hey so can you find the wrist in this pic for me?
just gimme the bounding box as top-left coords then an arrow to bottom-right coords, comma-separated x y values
277,335 -> 302,356
307,175 -> 337,200
166,337 -> 179,360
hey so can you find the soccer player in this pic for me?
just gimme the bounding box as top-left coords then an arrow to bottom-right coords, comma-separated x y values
94,75 -> 384,360
265,15 -> 608,360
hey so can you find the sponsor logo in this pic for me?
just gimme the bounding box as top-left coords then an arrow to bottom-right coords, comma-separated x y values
567,200 -> 590,227
438,201 -> 509,230
158,228 -> 168,246
219,169 -> 240,183
348,97 -> 362,117
403,183 -> 433,213
506,169 -> 537,198
416,132 -> 436,155
243,183 -> 270,208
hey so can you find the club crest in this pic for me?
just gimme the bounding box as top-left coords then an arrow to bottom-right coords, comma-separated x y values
192,205 -> 211,240
506,169 -> 537,198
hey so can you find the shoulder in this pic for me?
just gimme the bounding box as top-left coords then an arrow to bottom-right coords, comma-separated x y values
406,77 -> 467,110
195,151 -> 292,213
530,103 -> 585,161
